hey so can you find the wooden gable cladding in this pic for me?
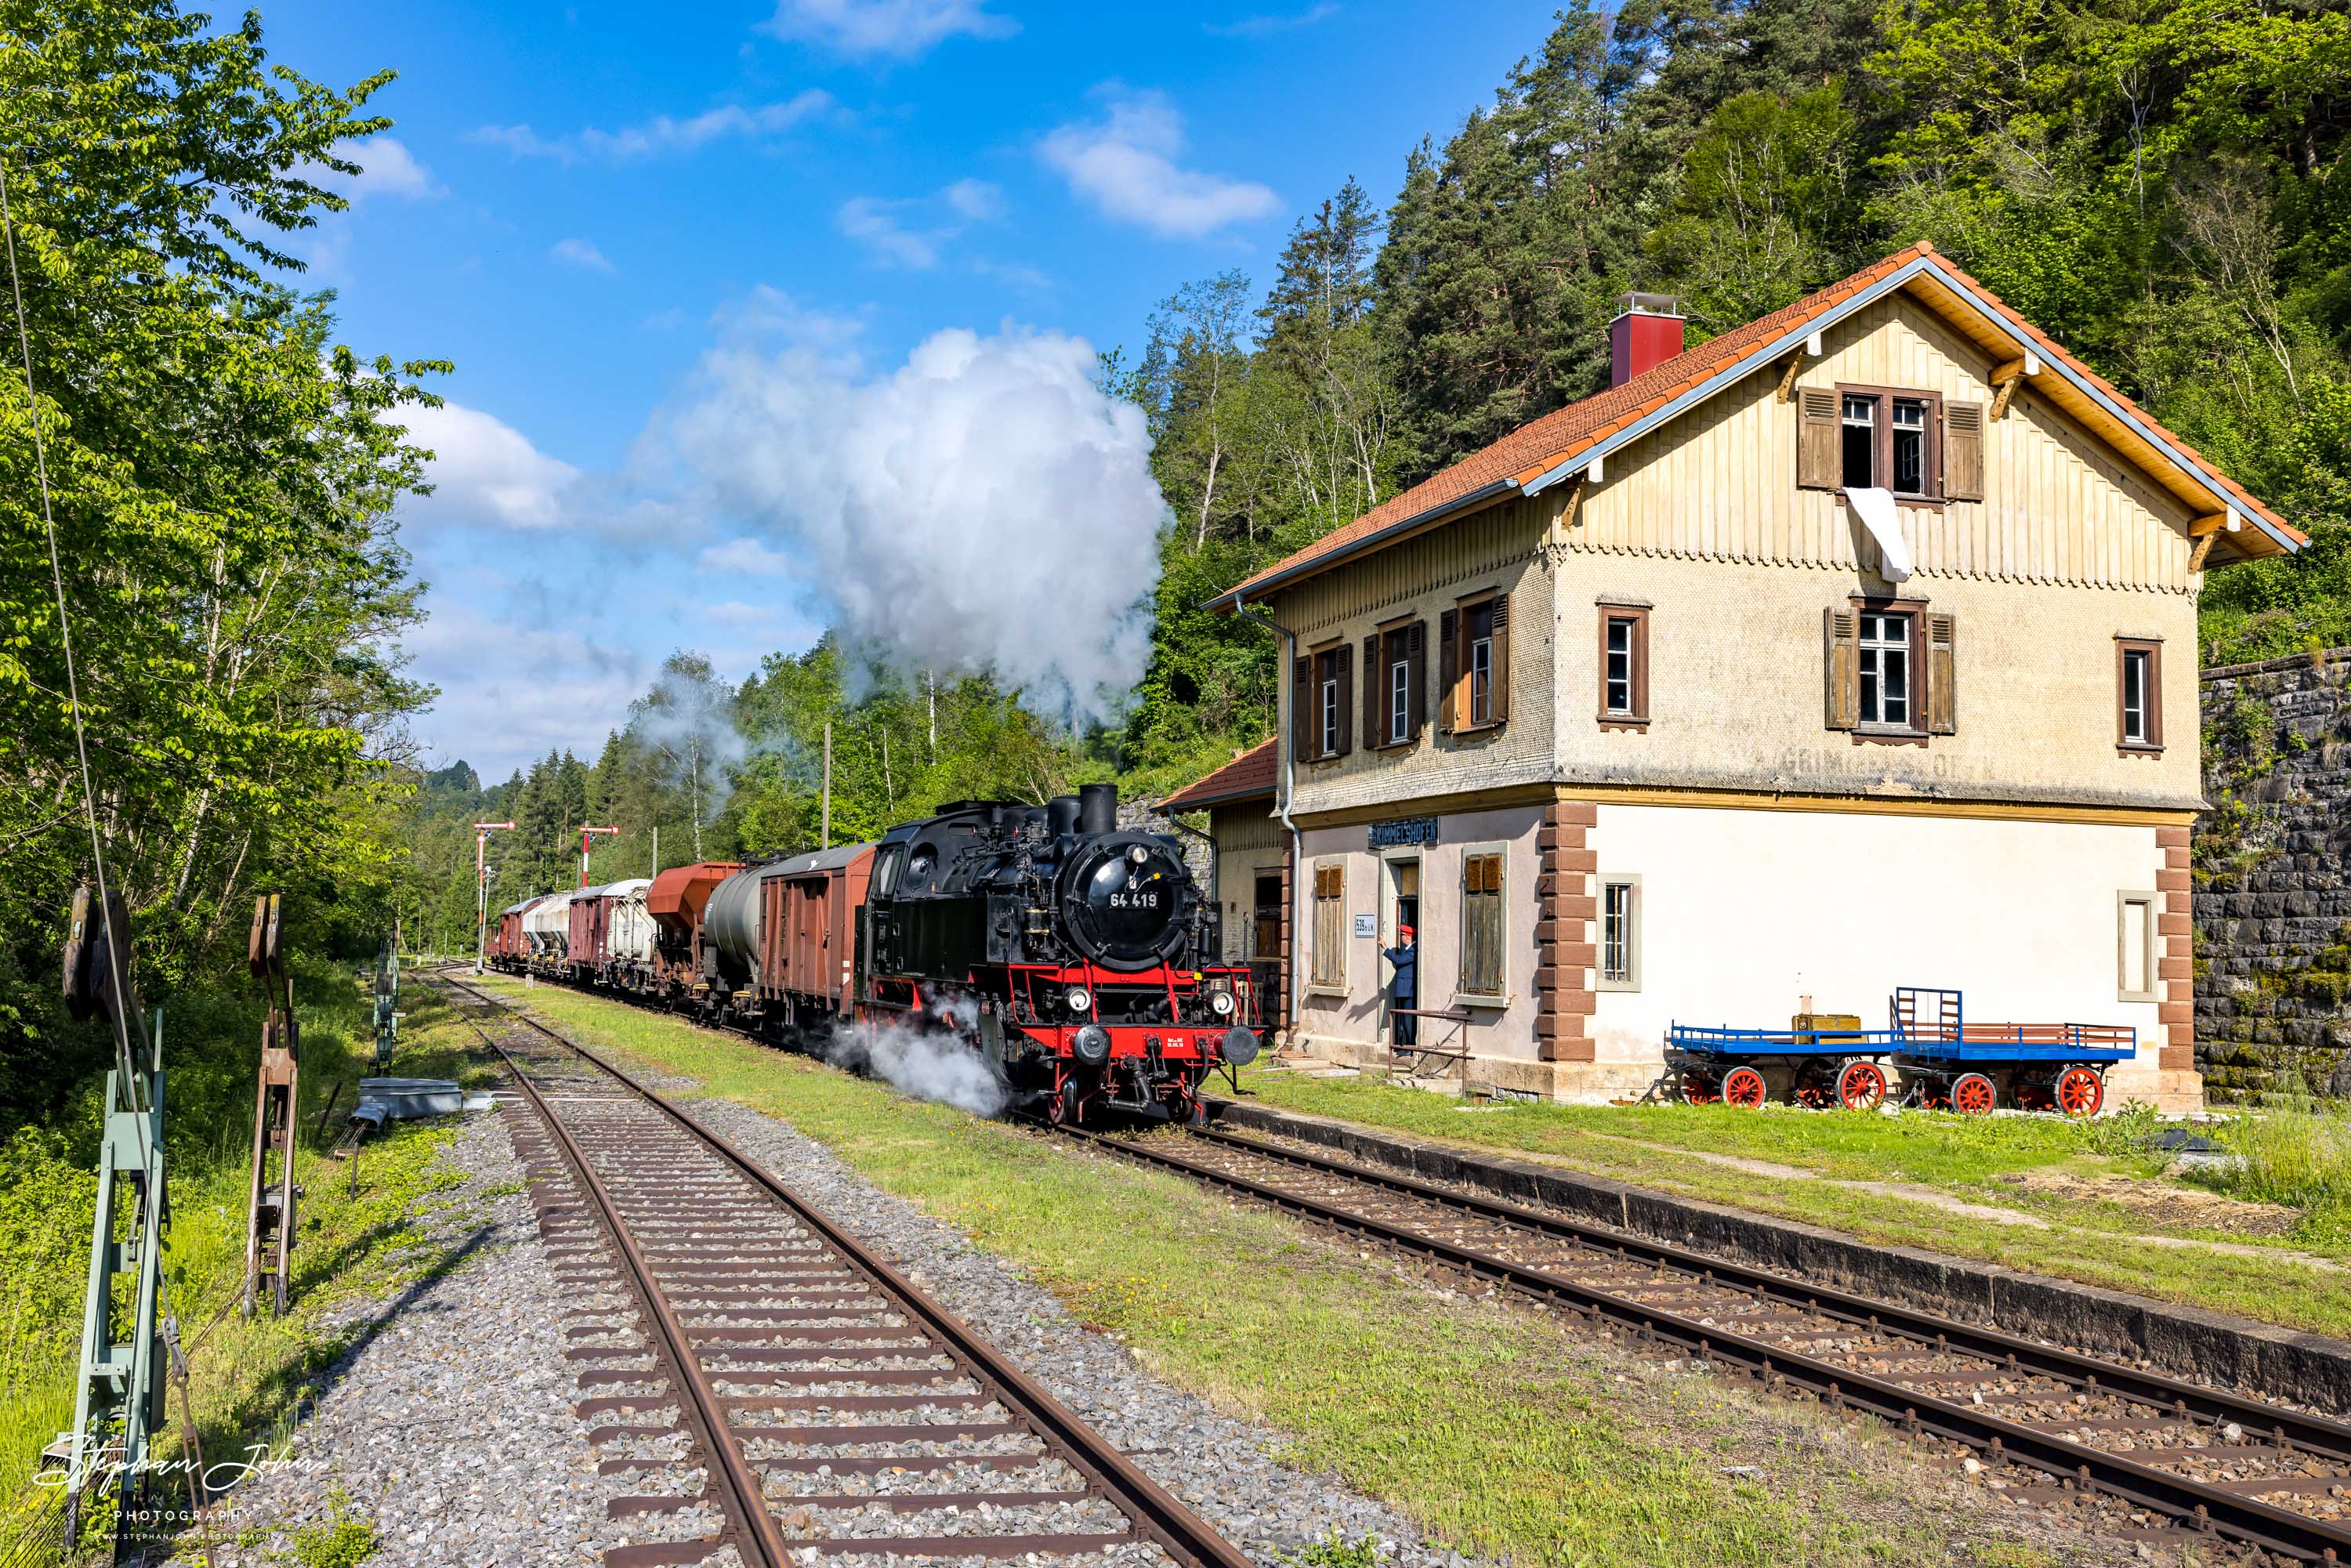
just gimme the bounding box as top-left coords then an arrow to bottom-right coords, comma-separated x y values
1563,296 -> 2200,593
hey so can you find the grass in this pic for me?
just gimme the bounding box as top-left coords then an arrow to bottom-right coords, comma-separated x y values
0,965 -> 504,1566
472,974 -> 2059,1568
1231,1070 -> 2351,1339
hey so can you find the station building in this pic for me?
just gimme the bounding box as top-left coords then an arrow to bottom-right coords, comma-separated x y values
1166,244 -> 2300,1113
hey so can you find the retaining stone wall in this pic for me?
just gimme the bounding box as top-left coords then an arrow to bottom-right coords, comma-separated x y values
2193,649 -> 2351,1102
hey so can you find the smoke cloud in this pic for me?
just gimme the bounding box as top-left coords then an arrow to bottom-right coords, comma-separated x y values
625,658 -> 752,820
818,1005 -> 1009,1118
667,323 -> 1167,724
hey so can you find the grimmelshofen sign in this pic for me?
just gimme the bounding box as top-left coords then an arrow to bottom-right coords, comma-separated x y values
1367,816 -> 1438,849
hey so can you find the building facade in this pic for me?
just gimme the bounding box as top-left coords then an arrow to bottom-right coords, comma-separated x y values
1172,245 -> 2300,1113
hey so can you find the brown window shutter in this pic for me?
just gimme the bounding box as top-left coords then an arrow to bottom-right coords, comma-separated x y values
1925,613 -> 1958,733
1945,402 -> 1984,501
1406,620 -> 1428,738
1488,593 -> 1511,725
1824,607 -> 1859,730
1437,607 -> 1458,733
1798,387 -> 1840,489
1291,655 -> 1311,764
1334,641 -> 1353,756
1362,633 -> 1382,749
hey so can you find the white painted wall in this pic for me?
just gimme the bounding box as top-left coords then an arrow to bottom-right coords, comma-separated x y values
1588,804 -> 2165,1081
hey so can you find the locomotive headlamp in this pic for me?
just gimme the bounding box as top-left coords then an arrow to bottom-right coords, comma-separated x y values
1208,990 -> 1235,1016
1072,1024 -> 1112,1064
1128,845 -> 1149,864
1063,986 -> 1092,1013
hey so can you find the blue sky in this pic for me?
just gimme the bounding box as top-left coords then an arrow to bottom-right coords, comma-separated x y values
270,0 -> 1559,783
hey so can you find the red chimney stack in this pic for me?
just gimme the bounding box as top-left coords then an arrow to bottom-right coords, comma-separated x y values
1609,293 -> 1686,387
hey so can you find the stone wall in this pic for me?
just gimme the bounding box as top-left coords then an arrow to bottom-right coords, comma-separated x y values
2193,649 -> 2351,1102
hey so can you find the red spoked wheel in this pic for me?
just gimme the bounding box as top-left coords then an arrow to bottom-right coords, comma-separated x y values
2055,1066 -> 2105,1118
1679,1069 -> 1720,1106
1046,1078 -> 1078,1126
1835,1059 -> 1888,1112
1720,1066 -> 1769,1108
1951,1072 -> 1998,1116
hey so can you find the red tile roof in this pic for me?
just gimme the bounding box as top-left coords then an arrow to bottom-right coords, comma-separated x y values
1220,244 -> 2296,603
1159,737 -> 1277,812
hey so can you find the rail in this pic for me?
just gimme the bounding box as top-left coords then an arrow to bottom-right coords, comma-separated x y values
1060,1120 -> 2351,1566
437,973 -> 1254,1568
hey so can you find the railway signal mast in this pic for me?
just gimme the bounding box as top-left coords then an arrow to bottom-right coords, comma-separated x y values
472,820 -> 514,975
581,823 -> 619,886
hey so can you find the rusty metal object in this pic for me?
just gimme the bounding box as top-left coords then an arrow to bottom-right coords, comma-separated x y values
242,893 -> 299,1318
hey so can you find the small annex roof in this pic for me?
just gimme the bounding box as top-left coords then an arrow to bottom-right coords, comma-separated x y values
1217,244 -> 2300,608
1161,737 -> 1277,813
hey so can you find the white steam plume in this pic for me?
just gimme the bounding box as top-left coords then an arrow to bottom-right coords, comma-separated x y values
668,324 -> 1166,723
625,658 -> 751,826
818,1003 -> 1008,1117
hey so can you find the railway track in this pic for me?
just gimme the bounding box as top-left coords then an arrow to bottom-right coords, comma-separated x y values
434,973 -> 1252,1568
1063,1121 -> 2351,1566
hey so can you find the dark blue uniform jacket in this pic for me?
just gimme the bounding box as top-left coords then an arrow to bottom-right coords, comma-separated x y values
1382,942 -> 1417,1002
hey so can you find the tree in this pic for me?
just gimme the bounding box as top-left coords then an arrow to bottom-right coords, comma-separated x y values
0,0 -> 442,1075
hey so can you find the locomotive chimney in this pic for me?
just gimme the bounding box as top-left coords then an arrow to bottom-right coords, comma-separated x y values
1078,783 -> 1118,837
1046,795 -> 1081,838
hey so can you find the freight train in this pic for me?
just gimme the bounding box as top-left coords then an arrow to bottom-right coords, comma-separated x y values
487,783 -> 1262,1125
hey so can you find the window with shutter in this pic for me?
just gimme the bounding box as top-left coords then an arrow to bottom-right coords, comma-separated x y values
1291,656 -> 1311,764
1945,403 -> 1984,501
1797,387 -> 1840,489
1598,605 -> 1650,726
1362,634 -> 1382,749
1311,863 -> 1346,987
1334,642 -> 1353,756
1454,592 -> 1508,730
1925,613 -> 1958,734
1824,608 -> 1859,730
1437,607 -> 1458,732
1406,620 -> 1428,738
1459,851 -> 1505,997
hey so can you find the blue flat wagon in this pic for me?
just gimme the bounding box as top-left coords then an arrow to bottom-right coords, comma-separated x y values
1888,987 -> 2133,1117
1661,1019 -> 1900,1110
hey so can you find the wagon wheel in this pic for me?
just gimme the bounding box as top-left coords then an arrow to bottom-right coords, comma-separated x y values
1679,1068 -> 1720,1106
1836,1059 -> 1888,1112
1720,1066 -> 1769,1108
1951,1072 -> 1998,1116
2054,1066 -> 2105,1118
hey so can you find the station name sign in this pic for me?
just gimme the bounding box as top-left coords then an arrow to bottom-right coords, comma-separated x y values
1367,816 -> 1439,849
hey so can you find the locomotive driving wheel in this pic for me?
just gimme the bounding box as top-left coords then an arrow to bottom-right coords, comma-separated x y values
1835,1059 -> 1888,1112
2054,1066 -> 2105,1118
1951,1072 -> 1998,1116
1045,1078 -> 1079,1126
1720,1066 -> 1769,1108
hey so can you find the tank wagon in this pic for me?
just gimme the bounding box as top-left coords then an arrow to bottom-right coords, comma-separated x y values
492,784 -> 1259,1124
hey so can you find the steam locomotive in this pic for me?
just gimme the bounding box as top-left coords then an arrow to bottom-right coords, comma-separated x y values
489,783 -> 1262,1124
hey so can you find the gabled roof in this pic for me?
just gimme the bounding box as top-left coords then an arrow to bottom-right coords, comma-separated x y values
1161,737 -> 1277,813
1219,244 -> 2299,607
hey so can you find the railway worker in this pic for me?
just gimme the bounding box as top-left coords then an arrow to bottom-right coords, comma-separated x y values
1382,925 -> 1418,1048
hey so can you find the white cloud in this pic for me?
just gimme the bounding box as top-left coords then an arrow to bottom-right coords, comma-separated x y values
551,237 -> 617,273
709,286 -> 869,364
665,320 -> 1167,722
317,136 -> 440,201
759,0 -> 1015,58
397,400 -> 580,530
404,599 -> 643,784
837,180 -> 1004,270
697,537 -> 792,576
941,177 -> 1006,220
836,197 -> 942,269
1205,3 -> 1339,38
473,91 -> 835,165
1039,86 -> 1279,238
